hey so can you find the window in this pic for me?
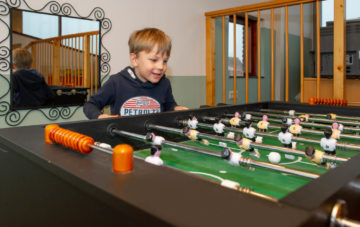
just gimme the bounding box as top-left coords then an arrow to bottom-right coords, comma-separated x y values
228,15 -> 257,77
22,11 -> 99,39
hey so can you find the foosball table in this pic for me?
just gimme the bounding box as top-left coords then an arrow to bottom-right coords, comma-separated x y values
1,101 -> 360,226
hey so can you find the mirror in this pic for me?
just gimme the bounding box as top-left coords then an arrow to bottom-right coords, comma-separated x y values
10,7 -> 103,110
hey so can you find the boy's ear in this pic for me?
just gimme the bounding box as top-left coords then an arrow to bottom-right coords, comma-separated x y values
129,53 -> 138,67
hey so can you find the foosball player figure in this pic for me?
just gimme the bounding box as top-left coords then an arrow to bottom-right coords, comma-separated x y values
234,134 -> 260,158
213,117 -> 225,136
299,114 -> 309,122
320,128 -> 337,155
230,112 -> 241,127
257,115 -> 269,132
289,117 -> 302,137
331,122 -> 341,140
187,114 -> 198,129
221,147 -> 242,166
305,146 -> 333,169
282,117 -> 293,126
241,112 -> 252,121
145,145 -> 164,166
146,132 -> 165,146
278,124 -> 293,148
182,127 -> 209,145
326,113 -> 336,120
243,120 -> 256,142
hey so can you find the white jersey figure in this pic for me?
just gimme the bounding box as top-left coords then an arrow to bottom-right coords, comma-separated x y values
187,115 -> 198,129
241,113 -> 252,121
146,132 -> 165,146
213,118 -> 225,135
278,124 -> 292,148
243,120 -> 256,142
320,128 -> 337,155
145,145 -> 164,166
282,117 -> 293,126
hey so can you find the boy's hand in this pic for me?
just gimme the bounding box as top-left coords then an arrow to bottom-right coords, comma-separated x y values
174,105 -> 188,111
98,114 -> 120,119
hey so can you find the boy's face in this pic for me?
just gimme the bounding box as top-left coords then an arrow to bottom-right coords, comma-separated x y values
130,46 -> 168,83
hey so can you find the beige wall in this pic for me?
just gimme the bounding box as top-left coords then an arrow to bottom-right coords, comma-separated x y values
0,0 -> 268,127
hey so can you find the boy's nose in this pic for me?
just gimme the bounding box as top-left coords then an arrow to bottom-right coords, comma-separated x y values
156,61 -> 165,70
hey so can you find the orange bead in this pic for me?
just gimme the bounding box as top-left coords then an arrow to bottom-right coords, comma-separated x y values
45,124 -> 60,144
309,97 -> 315,105
113,144 -> 134,173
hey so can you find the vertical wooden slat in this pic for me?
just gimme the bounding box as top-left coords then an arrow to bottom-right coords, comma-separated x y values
62,40 -> 65,85
53,40 -> 60,85
206,16 -> 216,106
233,14 -> 237,104
95,34 -> 99,92
90,35 -> 94,94
285,6 -> 289,102
257,10 -> 261,102
271,8 -> 274,100
316,0 -> 320,98
74,37 -> 78,86
41,43 -> 44,80
333,0 -> 345,99
44,43 -> 47,80
245,12 -> 249,103
78,37 -> 81,87
83,35 -> 90,90
222,16 -> 226,103
68,39 -> 70,86
71,37 -> 74,86
300,3 -> 304,102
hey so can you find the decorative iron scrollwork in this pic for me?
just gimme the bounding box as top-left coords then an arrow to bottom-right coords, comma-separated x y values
0,0 -> 111,126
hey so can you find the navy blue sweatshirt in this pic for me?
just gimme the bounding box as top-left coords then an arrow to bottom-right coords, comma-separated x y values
83,66 -> 178,119
12,69 -> 55,107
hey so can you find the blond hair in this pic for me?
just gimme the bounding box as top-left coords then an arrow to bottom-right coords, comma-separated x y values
13,48 -> 33,70
128,28 -> 171,57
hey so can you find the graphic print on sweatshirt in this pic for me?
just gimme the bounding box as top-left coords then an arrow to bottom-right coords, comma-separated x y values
120,96 -> 161,116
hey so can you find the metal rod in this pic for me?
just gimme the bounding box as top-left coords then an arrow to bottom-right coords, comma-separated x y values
199,117 -> 360,151
244,111 -> 360,132
148,124 -> 319,179
240,157 -> 319,179
223,113 -> 360,140
112,128 -> 221,158
188,121 -> 349,163
260,108 -> 360,122
246,115 -> 360,139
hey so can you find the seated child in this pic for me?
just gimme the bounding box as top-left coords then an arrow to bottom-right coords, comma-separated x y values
12,48 -> 54,107
83,27 -> 187,119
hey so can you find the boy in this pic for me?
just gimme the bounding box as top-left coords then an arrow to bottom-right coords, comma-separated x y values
12,48 -> 54,107
83,28 -> 187,119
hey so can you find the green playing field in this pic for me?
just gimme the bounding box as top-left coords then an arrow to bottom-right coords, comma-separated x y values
134,130 -> 360,199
